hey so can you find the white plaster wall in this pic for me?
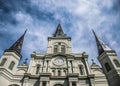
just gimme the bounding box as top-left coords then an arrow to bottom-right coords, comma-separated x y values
0,75 -> 10,86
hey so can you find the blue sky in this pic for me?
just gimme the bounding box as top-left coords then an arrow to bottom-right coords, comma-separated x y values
0,0 -> 120,65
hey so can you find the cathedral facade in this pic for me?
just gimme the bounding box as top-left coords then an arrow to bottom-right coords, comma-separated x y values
0,24 -> 120,86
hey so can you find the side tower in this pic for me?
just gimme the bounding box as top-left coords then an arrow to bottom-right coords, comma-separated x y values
93,30 -> 120,86
0,30 -> 26,86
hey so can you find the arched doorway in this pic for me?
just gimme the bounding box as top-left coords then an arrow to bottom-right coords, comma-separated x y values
9,84 -> 19,86
54,84 -> 63,86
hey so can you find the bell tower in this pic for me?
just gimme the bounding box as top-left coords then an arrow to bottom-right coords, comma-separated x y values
93,30 -> 120,86
47,23 -> 72,54
0,30 -> 26,86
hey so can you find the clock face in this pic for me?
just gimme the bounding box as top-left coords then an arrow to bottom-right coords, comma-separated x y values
54,57 -> 64,66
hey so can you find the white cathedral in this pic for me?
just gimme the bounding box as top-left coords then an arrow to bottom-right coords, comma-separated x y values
0,24 -> 120,86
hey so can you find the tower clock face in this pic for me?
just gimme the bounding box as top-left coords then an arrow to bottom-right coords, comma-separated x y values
54,57 -> 64,66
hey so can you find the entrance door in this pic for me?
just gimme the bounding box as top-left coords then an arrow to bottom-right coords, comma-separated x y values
54,84 -> 63,86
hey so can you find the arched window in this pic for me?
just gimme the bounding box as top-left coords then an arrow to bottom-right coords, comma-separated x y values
8,61 -> 15,70
52,70 -> 55,76
113,59 -> 120,67
54,45 -> 58,53
105,63 -> 111,72
0,58 -> 7,66
61,45 -> 65,53
64,70 -> 66,75
58,70 -> 61,76
79,66 -> 84,75
36,64 -> 40,74
70,61 -> 73,73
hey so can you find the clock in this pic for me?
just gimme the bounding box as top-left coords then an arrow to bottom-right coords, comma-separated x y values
54,57 -> 64,66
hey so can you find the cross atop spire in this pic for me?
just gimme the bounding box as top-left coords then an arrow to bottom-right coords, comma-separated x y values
53,23 -> 66,37
5,30 -> 27,56
92,30 -> 111,55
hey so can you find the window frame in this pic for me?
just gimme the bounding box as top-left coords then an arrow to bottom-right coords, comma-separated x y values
79,65 -> 84,75
0,58 -> 7,66
58,70 -> 61,76
8,61 -> 15,70
36,64 -> 40,74
54,45 -> 58,53
61,45 -> 65,53
52,70 -> 55,76
104,62 -> 111,72
113,59 -> 120,67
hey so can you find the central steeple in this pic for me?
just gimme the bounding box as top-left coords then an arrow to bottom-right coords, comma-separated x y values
53,23 -> 66,37
47,24 -> 72,54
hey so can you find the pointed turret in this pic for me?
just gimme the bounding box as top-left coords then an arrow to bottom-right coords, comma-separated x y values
92,30 -> 111,55
53,23 -> 66,37
5,30 -> 27,56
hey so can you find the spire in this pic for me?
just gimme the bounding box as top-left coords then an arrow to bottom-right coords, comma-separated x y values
53,23 -> 66,37
6,30 -> 27,55
92,30 -> 111,55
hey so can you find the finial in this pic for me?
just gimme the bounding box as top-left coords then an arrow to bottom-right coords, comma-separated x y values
91,59 -> 95,64
22,58 -> 28,66
25,58 -> 28,62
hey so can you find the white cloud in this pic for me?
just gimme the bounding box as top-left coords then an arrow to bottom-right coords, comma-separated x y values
1,0 -> 120,65
22,0 -> 120,64
15,11 -> 33,24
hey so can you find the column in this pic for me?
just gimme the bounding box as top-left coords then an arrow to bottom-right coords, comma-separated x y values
55,69 -> 57,76
58,45 -> 61,53
39,81 -> 42,86
69,82 -> 72,86
42,60 -> 44,72
39,65 -> 42,73
68,61 -> 72,73
28,58 -> 34,73
66,57 -> 69,74
46,60 -> 49,72
90,78 -> 95,86
47,81 -> 50,86
22,77 -> 29,86
43,60 -> 46,72
84,58 -> 91,74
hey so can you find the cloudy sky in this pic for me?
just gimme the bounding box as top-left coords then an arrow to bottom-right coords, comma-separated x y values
0,0 -> 120,65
